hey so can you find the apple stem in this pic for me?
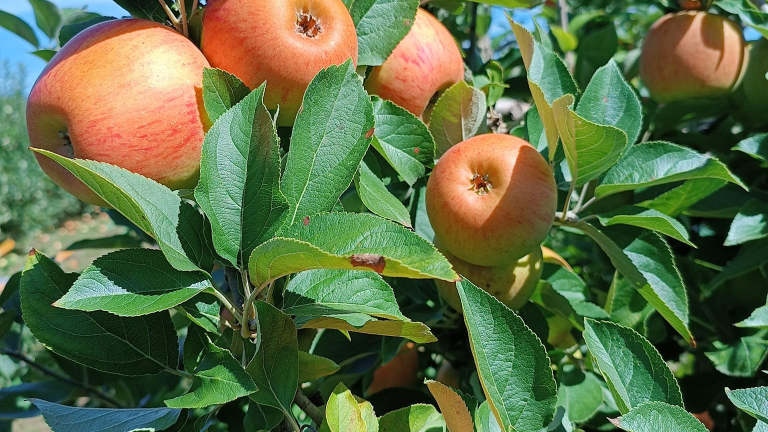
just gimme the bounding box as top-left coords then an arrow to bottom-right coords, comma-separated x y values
178,0 -> 189,38
294,389 -> 325,426
156,0 -> 182,33
558,0 -> 575,71
560,181 -> 576,221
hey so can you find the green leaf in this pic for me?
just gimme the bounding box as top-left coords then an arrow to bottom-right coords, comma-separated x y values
0,10 -> 39,47
377,404 -> 446,432
112,0 -> 168,22
705,333 -> 768,378
595,141 -> 744,198
284,269 -> 436,343
576,60 -> 643,145
0,271 -> 20,310
409,181 -> 434,242
552,94 -> 629,187
608,274 -> 654,332
726,387 -> 768,423
32,149 -> 208,273
557,365 -> 604,424
597,206 -> 694,247
298,351 -> 340,383
531,281 -> 585,330
348,0 -> 418,66
195,83 -> 289,267
474,400 -> 503,432
602,226 -> 693,346
284,269 -> 407,322
359,401 -> 379,432
717,0 -> 768,39
282,60 -> 374,224
550,25 -> 578,52
245,401 -> 283,432
0,310 -> 15,341
201,68 -> 251,125
355,157 -> 412,227
321,382 -> 368,432
735,133 -> 768,163
183,324 -> 208,372
30,399 -> 180,432
425,380 -> 475,432
726,200 -> 768,246
707,238 -> 768,292
166,342 -> 257,408
476,61 -> 507,106
429,81 -> 487,157
65,234 -> 143,251
246,302 -> 298,415
736,305 -> 768,329
31,48 -> 57,61
58,15 -> 113,46
29,0 -> 61,39
583,319 -> 684,414
510,19 -> 578,162
54,249 -> 213,316
248,212 -> 458,287
640,178 -> 727,218
371,98 -> 435,186
20,250 -> 178,375
178,295 -> 220,334
456,280 -> 557,431
610,402 -> 709,432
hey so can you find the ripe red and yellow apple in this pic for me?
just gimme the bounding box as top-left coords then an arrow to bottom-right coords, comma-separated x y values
435,245 -> 544,311
366,343 -> 419,396
732,38 -> 768,126
640,11 -> 746,103
426,134 -> 557,268
201,0 -> 358,126
26,19 -> 210,206
365,8 -> 465,117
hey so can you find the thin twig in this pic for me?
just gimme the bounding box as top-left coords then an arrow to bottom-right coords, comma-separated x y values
178,0 -> 189,38
558,0 -> 575,71
1,348 -> 124,408
468,3 -> 479,68
560,181 -> 576,221
577,196 -> 598,214
156,0 -> 181,31
295,389 -> 325,426
574,183 -> 590,212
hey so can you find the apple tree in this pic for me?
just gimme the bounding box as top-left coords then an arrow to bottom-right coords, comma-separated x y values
1,0 -> 768,431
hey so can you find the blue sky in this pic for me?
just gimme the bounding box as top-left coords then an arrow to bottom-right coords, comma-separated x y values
0,0 -> 129,90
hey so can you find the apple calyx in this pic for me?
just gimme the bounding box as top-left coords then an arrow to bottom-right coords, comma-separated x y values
296,12 -> 322,38
470,173 -> 492,196
58,130 -> 74,156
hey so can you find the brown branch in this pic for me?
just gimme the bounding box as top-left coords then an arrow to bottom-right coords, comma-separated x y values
1,348 -> 125,408
294,389 -> 325,426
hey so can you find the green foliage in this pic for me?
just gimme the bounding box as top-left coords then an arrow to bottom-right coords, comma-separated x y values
0,63 -> 84,246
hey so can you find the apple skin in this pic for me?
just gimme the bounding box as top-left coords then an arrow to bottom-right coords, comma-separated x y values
435,244 -> 543,312
733,38 -> 768,126
426,134 -> 556,267
26,19 -> 210,206
366,343 -> 418,396
201,0 -> 357,126
364,8 -> 465,117
640,11 -> 746,103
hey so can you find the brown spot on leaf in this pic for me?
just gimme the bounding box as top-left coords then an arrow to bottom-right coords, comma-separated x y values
303,216 -> 310,226
366,128 -> 375,139
608,418 -> 621,428
413,147 -> 420,154
351,253 -> 385,273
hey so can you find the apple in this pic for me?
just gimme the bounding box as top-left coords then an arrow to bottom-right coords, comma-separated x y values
640,11 -> 746,103
732,38 -> 768,126
435,360 -> 460,389
692,411 -> 714,431
435,244 -> 543,311
366,343 -> 419,396
364,8 -> 465,117
426,134 -> 557,267
26,19 -> 210,206
201,0 -> 358,126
